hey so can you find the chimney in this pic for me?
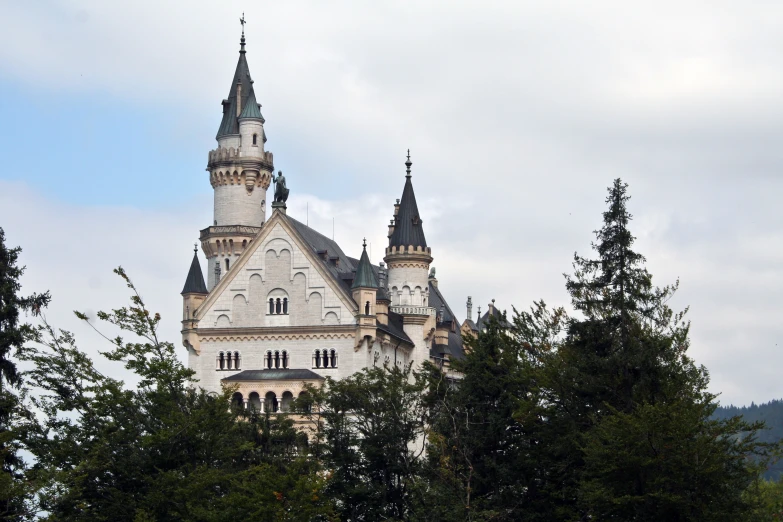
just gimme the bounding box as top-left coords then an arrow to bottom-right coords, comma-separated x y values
429,266 -> 438,288
488,299 -> 496,315
394,199 -> 400,216
466,296 -> 473,320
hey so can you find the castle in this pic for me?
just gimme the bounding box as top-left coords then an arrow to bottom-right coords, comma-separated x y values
180,30 -> 502,412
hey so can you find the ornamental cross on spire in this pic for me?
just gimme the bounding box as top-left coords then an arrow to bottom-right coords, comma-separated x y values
363,237 -> 367,248
240,12 -> 246,34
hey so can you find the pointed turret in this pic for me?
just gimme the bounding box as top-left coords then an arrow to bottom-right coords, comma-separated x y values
216,31 -> 254,138
352,240 -> 379,289
352,239 -> 378,347
182,249 -> 208,295
383,151 -> 435,369
239,87 -> 264,121
181,247 -> 208,354
388,151 -> 427,248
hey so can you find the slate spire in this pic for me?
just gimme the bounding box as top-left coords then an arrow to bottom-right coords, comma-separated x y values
352,238 -> 379,289
389,150 -> 427,248
216,25 -> 255,138
181,247 -> 208,295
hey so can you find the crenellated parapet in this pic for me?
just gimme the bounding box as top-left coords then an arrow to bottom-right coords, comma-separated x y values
207,146 -> 274,168
383,245 -> 433,270
207,147 -> 274,194
200,225 -> 261,259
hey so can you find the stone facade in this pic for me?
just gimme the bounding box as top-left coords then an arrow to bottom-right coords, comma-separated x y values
181,34 -> 466,399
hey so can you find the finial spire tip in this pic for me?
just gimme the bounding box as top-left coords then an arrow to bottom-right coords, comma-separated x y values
405,149 -> 412,177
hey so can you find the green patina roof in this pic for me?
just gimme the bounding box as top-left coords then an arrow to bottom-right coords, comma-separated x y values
216,35 -> 260,138
351,243 -> 379,289
239,88 -> 263,120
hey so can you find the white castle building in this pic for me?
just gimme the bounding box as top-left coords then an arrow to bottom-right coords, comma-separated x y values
181,31 -> 502,412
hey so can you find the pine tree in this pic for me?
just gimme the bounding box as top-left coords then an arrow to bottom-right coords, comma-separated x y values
0,227 -> 49,521
543,179 -> 778,520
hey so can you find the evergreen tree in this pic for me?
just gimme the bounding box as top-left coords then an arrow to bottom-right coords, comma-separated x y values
423,315 -> 545,521
0,227 -> 49,521
526,179 -> 778,520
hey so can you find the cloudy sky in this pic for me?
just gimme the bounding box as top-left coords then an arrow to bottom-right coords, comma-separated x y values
1,1 -> 781,406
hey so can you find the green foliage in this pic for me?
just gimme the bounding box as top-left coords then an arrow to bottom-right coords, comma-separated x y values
714,400 -> 783,481
299,364 -> 427,521
19,267 -> 333,521
0,227 -> 49,521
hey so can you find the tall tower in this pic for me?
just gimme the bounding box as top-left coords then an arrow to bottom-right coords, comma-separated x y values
201,26 -> 274,290
384,152 -> 435,367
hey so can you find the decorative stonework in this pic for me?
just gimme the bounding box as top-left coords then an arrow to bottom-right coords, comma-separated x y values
386,261 -> 431,270
200,325 -> 356,343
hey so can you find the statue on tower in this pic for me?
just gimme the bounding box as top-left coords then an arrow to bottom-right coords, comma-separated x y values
272,171 -> 289,203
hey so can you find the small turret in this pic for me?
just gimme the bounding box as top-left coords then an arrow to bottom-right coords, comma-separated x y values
181,246 -> 208,354
352,239 -> 378,346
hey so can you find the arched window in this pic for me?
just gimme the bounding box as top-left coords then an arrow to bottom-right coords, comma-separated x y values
269,298 -> 274,314
265,351 -> 272,369
225,258 -> 230,271
281,391 -> 293,412
314,349 -> 321,368
248,392 -> 261,411
274,350 -> 280,369
226,352 -> 233,370
283,298 -> 288,314
218,352 -> 225,370
252,133 -> 258,145
330,349 -> 337,368
282,350 -> 288,369
265,392 -> 278,413
275,298 -> 281,314
234,351 -> 241,369
231,392 -> 244,410
365,301 -> 370,315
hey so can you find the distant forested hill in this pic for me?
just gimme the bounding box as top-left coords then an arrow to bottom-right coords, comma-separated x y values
714,399 -> 783,481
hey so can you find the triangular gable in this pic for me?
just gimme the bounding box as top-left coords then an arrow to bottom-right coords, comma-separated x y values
195,210 -> 359,322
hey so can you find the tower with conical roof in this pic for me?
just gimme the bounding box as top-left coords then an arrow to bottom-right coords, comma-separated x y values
201,23 -> 275,290
352,238 -> 379,345
384,151 -> 435,367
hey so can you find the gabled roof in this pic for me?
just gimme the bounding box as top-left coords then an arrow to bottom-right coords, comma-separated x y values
216,36 -> 256,138
181,251 -> 208,295
238,87 -> 264,120
389,155 -> 427,248
222,369 -> 324,381
352,242 -> 379,289
428,282 -> 465,360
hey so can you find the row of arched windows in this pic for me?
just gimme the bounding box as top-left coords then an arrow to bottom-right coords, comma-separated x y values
313,349 -> 337,369
231,390 -> 309,413
268,297 -> 289,315
216,351 -> 241,370
266,350 -> 289,369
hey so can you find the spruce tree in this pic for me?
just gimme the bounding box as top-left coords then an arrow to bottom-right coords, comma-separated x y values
0,227 -> 49,521
544,179 -> 777,520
